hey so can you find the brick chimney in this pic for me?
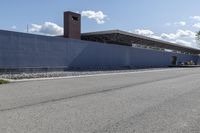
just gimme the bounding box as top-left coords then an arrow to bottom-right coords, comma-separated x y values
64,11 -> 81,39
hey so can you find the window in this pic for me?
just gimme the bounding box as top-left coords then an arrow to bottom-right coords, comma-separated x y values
72,16 -> 78,21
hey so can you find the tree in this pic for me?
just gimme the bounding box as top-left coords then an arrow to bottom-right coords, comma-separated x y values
196,31 -> 200,45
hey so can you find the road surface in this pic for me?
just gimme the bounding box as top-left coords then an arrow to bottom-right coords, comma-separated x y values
1,68 -> 200,133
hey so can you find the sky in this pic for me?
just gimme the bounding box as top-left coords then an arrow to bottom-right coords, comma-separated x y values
0,0 -> 200,48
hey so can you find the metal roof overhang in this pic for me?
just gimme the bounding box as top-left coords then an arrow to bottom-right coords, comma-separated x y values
81,30 -> 200,55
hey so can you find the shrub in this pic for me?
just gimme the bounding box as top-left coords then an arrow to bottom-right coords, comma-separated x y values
0,79 -> 9,84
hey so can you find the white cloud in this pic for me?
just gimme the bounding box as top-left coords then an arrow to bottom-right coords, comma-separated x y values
165,21 -> 186,27
175,39 -> 192,46
29,22 -> 63,36
134,29 -> 154,36
176,30 -> 196,38
151,35 -> 162,40
160,30 -> 197,47
134,29 -> 161,40
193,23 -> 200,28
174,21 -> 186,26
81,10 -> 107,24
11,25 -> 17,30
134,15 -> 200,48
133,28 -> 198,48
190,16 -> 200,21
161,33 -> 177,40
165,23 -> 171,26
161,30 -> 196,40
192,39 -> 197,43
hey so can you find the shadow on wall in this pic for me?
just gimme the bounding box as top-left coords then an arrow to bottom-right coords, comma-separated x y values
67,40 -> 199,70
67,42 -> 131,70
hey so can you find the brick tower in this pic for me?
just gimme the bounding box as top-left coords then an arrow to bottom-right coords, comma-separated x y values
64,11 -> 81,39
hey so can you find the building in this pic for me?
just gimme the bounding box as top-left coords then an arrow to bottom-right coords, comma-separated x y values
0,11 -> 199,72
82,30 -> 200,55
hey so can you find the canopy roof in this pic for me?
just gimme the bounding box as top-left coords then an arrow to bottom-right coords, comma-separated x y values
82,30 -> 200,55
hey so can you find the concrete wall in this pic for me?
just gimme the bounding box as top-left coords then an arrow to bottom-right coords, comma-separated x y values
0,30 -> 199,70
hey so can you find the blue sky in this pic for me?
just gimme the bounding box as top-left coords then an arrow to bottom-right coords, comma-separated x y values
0,0 -> 200,48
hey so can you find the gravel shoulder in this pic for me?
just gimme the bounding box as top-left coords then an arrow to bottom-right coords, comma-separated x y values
0,68 -> 172,80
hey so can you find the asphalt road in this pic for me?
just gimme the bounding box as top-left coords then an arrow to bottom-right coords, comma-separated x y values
1,68 -> 200,133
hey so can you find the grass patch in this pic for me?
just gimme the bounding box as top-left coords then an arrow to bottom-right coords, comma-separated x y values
0,79 -> 9,85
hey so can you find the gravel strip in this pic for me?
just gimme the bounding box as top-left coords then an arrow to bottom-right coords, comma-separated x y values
0,68 -> 172,80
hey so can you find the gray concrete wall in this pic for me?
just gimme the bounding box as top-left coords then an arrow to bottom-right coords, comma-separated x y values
0,30 -> 199,70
